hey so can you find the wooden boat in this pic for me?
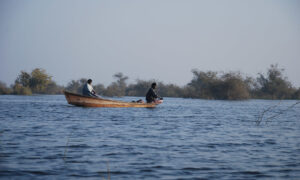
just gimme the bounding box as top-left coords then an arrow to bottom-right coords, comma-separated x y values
63,91 -> 163,108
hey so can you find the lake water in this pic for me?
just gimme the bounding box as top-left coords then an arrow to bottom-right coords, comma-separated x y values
0,95 -> 299,179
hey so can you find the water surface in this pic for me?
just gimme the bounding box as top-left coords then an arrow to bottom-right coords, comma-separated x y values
0,95 -> 299,179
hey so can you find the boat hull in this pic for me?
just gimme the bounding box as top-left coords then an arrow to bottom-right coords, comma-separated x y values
63,91 -> 161,108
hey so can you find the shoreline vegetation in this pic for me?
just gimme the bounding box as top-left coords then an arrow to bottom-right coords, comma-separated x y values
0,64 -> 299,100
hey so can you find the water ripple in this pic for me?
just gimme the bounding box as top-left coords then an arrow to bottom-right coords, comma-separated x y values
0,95 -> 299,179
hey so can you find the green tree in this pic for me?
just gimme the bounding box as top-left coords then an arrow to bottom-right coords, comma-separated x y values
93,84 -> 105,95
181,85 -> 197,98
218,72 -> 250,100
256,64 -> 294,99
29,68 -> 52,93
292,88 -> 300,99
157,83 -> 183,97
188,70 -> 219,99
13,68 -> 62,95
0,81 -> 12,95
44,81 -> 64,94
12,83 -> 32,95
126,80 -> 152,96
104,73 -> 128,97
186,70 -> 250,100
65,78 -> 87,93
15,71 -> 31,87
126,80 -> 183,98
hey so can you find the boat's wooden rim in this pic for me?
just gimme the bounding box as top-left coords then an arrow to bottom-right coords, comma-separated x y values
64,90 -> 116,101
63,91 -> 160,107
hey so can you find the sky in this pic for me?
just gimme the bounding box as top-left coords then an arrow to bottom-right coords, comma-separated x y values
0,0 -> 300,87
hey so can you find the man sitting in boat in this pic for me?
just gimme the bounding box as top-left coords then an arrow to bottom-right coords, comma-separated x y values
146,82 -> 160,103
82,79 -> 97,97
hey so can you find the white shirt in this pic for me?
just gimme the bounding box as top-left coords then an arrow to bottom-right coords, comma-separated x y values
87,83 -> 94,92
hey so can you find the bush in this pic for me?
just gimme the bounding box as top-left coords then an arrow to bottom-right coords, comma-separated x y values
186,70 -> 249,100
218,72 -> 250,100
126,80 -> 152,97
255,64 -> 296,99
93,84 -> 105,95
103,73 -> 128,97
44,82 -> 64,94
13,68 -> 61,95
30,68 -> 52,93
65,78 -> 87,94
157,83 -> 184,97
292,88 -> 300,99
0,81 -> 12,95
188,70 -> 219,99
12,83 -> 32,95
7,65 -> 300,100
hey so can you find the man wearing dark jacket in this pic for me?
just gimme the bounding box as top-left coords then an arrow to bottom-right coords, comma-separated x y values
146,82 -> 159,103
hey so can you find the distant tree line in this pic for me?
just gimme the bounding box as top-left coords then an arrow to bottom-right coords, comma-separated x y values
1,65 -> 300,100
0,68 -> 63,95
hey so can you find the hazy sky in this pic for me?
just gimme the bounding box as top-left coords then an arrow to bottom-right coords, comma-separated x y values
1,0 -> 300,87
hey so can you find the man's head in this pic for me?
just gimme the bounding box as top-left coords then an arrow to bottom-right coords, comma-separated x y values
151,82 -> 157,89
87,79 -> 92,84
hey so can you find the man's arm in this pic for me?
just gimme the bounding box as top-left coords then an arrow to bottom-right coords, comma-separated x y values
151,89 -> 158,98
